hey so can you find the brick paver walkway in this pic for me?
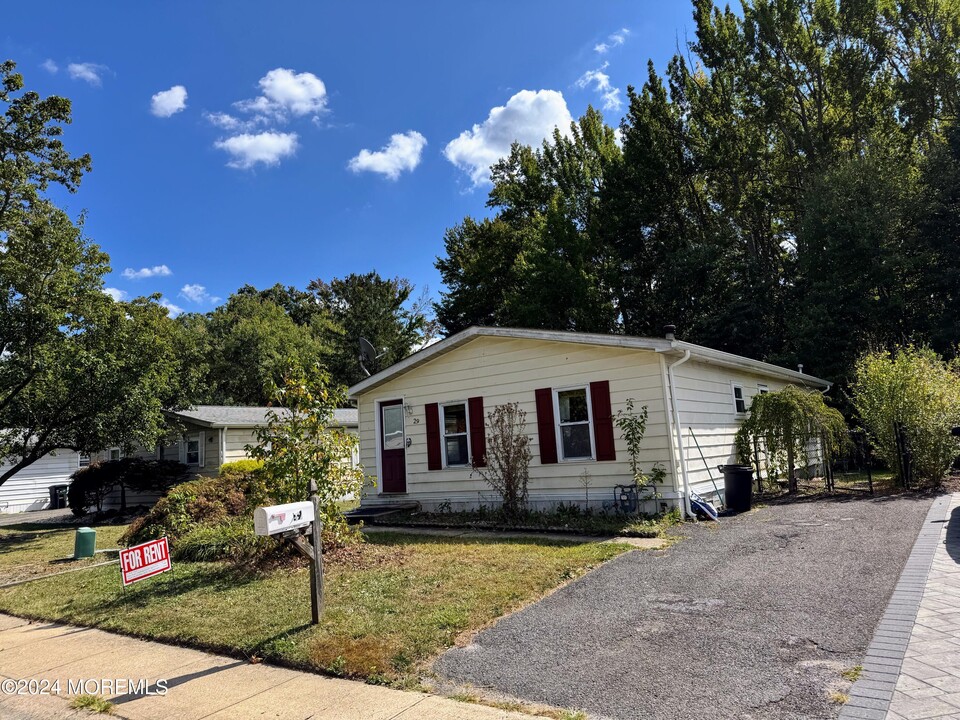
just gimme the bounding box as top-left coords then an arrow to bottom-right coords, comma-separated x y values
842,493 -> 960,720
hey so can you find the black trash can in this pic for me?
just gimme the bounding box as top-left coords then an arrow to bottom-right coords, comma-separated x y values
49,484 -> 69,510
718,465 -> 753,513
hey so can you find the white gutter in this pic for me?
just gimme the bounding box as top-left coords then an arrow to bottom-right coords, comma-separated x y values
665,349 -> 694,519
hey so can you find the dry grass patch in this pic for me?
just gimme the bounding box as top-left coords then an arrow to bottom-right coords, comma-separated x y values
0,528 -> 631,687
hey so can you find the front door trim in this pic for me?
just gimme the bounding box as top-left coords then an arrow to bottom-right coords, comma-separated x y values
375,397 -> 407,494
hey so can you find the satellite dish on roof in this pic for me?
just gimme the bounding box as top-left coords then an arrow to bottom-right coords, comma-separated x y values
359,337 -> 387,378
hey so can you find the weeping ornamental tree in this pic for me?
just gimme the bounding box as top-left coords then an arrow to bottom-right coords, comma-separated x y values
851,346 -> 960,485
735,387 -> 848,493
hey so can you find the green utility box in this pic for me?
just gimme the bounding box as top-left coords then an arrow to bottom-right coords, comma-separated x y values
74,527 -> 96,559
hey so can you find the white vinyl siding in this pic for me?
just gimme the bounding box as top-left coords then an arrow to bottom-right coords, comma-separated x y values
669,359 -> 823,501
0,450 -> 80,514
356,336 -> 673,509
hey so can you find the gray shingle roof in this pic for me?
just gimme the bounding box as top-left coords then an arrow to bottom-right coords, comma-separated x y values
165,406 -> 358,428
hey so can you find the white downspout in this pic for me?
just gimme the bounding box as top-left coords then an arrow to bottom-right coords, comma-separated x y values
220,426 -> 228,470
666,350 -> 694,519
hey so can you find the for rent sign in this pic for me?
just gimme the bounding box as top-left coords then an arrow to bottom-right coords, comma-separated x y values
120,538 -> 171,586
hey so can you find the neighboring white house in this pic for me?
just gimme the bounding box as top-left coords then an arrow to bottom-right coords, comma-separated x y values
100,405 -> 360,510
0,449 -> 88,514
348,326 -> 831,516
0,406 -> 360,515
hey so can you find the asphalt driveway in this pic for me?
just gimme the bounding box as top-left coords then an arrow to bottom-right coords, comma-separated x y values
435,493 -> 935,720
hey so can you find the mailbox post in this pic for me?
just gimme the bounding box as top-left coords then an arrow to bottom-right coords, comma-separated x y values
308,478 -> 323,623
254,485 -> 324,624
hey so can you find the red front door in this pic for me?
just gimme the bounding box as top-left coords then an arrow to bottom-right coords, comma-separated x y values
380,400 -> 406,493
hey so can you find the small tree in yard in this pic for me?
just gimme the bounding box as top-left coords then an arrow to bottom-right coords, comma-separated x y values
473,403 -> 532,518
248,365 -> 367,548
851,346 -> 960,486
735,386 -> 848,493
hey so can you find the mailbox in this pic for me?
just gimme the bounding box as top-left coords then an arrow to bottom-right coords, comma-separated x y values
254,501 -> 315,536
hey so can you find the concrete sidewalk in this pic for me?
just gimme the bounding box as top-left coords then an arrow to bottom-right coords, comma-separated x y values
0,614 -> 535,720
840,492 -> 960,720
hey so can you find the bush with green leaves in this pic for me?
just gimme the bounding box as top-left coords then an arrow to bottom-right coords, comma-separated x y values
851,346 -> 960,485
120,472 -> 253,550
735,386 -> 848,493
67,458 -> 190,516
248,365 -> 368,549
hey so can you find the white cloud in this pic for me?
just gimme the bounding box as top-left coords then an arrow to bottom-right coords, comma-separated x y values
151,85 -> 188,118
160,298 -> 183,317
204,112 -> 243,131
179,283 -> 220,304
594,28 -> 630,54
122,264 -> 172,280
214,131 -> 299,170
348,130 -> 427,180
103,287 -> 127,301
444,90 -> 573,186
235,68 -> 327,122
41,59 -> 58,74
67,62 -> 107,86
576,63 -> 623,112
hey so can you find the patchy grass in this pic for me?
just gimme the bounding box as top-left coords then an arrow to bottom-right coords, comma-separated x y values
0,525 -> 631,687
375,506 -> 681,539
70,694 -> 114,714
841,665 -> 863,682
0,522 -> 128,584
829,691 -> 850,705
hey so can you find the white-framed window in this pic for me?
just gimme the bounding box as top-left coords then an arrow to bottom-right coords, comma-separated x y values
732,384 -> 746,414
78,454 -> 91,468
757,384 -> 769,395
554,386 -> 594,460
441,402 -> 470,467
108,447 -> 121,461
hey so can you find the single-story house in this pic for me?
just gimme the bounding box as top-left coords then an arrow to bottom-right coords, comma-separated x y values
0,450 -> 86,514
146,405 -> 360,476
348,326 -> 831,516
0,406 -> 359,515
102,405 -> 360,510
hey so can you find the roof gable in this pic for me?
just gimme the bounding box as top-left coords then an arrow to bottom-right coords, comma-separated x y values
347,326 -> 831,396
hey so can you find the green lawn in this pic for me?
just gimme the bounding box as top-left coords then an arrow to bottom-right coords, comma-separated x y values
0,522 -> 631,688
0,522 -> 129,585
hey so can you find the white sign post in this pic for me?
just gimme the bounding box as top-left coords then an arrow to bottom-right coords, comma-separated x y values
253,495 -> 324,624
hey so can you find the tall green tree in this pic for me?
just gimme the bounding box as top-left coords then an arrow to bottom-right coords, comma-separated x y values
435,0 -> 960,389
0,202 -> 187,485
435,108 -> 622,335
195,293 -> 328,405
0,61 -> 90,230
309,271 -> 430,386
0,61 -> 189,485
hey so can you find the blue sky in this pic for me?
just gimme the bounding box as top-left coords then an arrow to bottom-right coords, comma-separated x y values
3,1 -> 695,316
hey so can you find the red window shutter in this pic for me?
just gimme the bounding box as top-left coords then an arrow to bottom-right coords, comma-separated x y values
468,396 -> 487,467
535,388 -> 558,464
590,380 -> 616,461
425,403 -> 442,470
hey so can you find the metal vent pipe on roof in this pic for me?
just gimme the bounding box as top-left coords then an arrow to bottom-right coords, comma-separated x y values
663,324 -> 677,341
